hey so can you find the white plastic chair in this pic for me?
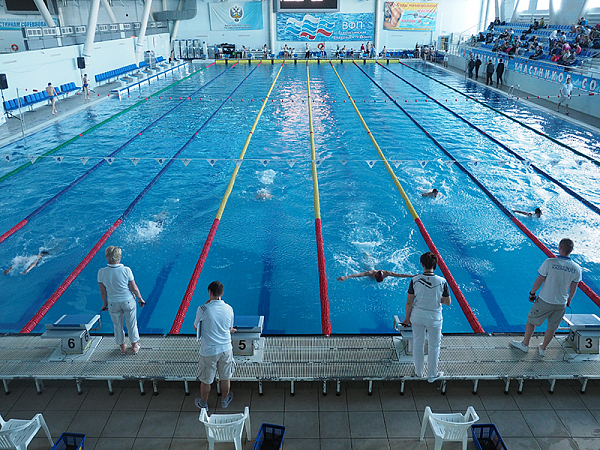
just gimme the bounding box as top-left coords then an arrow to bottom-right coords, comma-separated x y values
420,406 -> 479,450
0,413 -> 53,450
199,406 -> 251,450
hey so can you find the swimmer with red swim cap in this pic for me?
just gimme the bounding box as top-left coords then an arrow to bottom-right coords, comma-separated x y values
337,269 -> 414,282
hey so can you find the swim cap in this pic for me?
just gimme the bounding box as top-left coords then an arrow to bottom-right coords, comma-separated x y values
375,271 -> 385,282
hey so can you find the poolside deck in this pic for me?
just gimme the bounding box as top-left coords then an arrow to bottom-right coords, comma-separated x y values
1,333 -> 600,450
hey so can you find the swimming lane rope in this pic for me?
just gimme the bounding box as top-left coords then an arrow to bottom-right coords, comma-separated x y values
378,63 -> 600,218
19,62 -> 258,333
0,63 -> 216,184
170,62 -> 285,334
330,61 -> 485,334
306,61 -> 331,336
0,63 -> 237,246
402,61 -> 600,168
355,63 -> 600,309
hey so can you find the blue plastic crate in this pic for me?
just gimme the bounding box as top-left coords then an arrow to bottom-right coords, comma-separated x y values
253,423 -> 285,450
471,424 -> 507,450
52,432 -> 85,450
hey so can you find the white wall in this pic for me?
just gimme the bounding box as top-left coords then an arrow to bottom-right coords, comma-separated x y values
0,32 -> 170,99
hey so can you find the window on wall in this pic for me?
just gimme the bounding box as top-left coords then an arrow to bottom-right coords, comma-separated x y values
516,0 -> 530,12
536,0 -> 549,10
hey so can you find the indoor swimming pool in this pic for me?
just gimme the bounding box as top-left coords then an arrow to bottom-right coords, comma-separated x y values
1,60 -> 599,336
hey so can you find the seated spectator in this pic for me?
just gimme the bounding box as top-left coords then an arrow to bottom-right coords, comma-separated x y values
494,17 -> 500,26
579,17 -> 588,27
549,29 -> 558,45
530,45 -> 544,60
559,32 -> 567,43
539,17 -> 546,28
532,19 -> 539,30
574,44 -> 582,55
488,21 -> 495,31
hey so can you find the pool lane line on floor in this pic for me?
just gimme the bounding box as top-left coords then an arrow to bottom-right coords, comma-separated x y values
19,62 -> 259,334
355,63 -> 600,309
401,61 -> 600,168
306,61 -> 331,336
378,63 -> 600,218
330,61 -> 484,334
170,62 -> 285,335
0,63 -> 237,246
0,62 -> 212,185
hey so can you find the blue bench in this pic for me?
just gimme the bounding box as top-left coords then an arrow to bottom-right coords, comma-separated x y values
95,64 -> 138,84
59,82 -> 80,96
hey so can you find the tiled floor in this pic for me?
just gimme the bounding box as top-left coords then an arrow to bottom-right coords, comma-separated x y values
2,378 -> 600,449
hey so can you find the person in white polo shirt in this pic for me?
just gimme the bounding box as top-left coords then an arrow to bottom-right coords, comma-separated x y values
511,238 -> 582,356
401,252 -> 451,382
98,246 -> 145,355
194,281 -> 236,412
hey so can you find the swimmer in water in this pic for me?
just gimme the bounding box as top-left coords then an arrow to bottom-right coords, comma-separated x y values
256,189 -> 273,200
4,250 -> 50,275
513,208 -> 542,218
337,270 -> 415,282
422,189 -> 439,198
154,211 -> 168,227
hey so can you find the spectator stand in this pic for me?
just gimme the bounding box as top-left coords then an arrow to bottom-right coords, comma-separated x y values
110,58 -> 189,100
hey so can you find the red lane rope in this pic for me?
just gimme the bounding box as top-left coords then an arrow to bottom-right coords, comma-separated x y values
0,220 -> 27,244
509,216 -> 600,307
170,218 -> 219,334
415,218 -> 484,333
315,218 -> 331,335
21,219 -> 122,333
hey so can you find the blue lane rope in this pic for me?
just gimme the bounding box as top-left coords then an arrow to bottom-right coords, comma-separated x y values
1,64 -> 237,245
353,62 -> 600,307
378,62 -> 600,217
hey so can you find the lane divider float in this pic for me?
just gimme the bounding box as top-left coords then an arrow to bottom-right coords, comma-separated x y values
0,62 -> 217,184
329,61 -> 484,334
306,61 -> 331,336
0,63 -> 237,245
379,62 -> 600,217
170,62 -> 285,334
19,62 -> 257,333
358,62 -> 600,309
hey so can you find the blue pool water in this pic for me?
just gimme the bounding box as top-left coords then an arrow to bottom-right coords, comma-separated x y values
1,61 -> 599,335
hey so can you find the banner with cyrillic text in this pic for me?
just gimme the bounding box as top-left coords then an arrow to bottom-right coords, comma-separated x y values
277,13 -> 374,41
209,2 -> 263,31
383,2 -> 437,31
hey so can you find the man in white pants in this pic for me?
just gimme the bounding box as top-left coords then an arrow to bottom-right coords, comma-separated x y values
557,76 -> 573,115
402,252 -> 451,382
511,238 -> 582,356
194,281 -> 236,412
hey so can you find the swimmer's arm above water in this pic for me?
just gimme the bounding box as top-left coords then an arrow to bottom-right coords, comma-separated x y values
382,270 -> 416,278
513,209 -> 532,216
337,271 -> 375,281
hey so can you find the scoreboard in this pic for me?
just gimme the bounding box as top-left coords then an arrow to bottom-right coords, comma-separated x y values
277,0 -> 339,13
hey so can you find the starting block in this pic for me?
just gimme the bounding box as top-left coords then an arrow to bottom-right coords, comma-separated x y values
232,316 -> 264,361
42,314 -> 101,361
563,314 -> 600,354
392,315 -> 427,360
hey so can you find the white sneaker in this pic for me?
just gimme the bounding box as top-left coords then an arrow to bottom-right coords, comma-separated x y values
221,391 -> 234,408
538,344 -> 546,357
194,397 -> 208,412
510,340 -> 529,352
428,372 -> 444,383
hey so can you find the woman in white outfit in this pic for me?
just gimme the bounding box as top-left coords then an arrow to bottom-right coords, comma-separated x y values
98,246 -> 145,354
401,252 -> 451,382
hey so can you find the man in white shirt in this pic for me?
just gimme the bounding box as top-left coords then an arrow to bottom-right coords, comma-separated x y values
557,76 -> 574,115
511,238 -> 582,356
194,281 -> 236,411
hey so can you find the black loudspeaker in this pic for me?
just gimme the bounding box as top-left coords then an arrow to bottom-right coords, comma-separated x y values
77,57 -> 85,69
0,74 -> 7,90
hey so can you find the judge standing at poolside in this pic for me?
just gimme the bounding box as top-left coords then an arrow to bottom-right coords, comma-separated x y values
98,246 -> 145,355
402,252 -> 451,382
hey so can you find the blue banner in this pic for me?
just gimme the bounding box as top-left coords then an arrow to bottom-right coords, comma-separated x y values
209,2 -> 263,31
0,18 -> 59,30
277,13 -> 374,41
463,48 -> 600,94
